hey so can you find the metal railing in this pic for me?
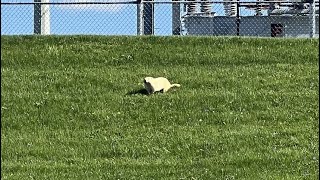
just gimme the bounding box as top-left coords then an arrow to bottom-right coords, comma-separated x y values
1,0 -> 319,37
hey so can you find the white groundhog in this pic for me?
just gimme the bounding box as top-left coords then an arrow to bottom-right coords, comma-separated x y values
144,77 -> 181,94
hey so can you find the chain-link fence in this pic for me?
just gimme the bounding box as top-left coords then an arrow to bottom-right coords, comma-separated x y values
1,0 -> 319,37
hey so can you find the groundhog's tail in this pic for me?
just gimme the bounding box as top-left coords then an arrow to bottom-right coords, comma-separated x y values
171,84 -> 181,88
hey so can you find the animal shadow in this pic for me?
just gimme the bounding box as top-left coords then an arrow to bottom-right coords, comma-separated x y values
126,88 -> 149,95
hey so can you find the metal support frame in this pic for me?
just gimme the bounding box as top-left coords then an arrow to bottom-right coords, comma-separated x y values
143,0 -> 154,35
34,0 -> 50,35
236,2 -> 240,36
137,0 -> 154,35
137,0 -> 143,35
172,0 -> 181,35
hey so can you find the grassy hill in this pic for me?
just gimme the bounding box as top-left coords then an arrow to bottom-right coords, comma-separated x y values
1,36 -> 319,179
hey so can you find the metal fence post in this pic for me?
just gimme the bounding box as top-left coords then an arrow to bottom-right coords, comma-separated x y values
310,0 -> 316,38
137,0 -> 144,35
34,0 -> 50,35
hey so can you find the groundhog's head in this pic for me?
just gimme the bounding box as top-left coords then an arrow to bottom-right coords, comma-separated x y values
144,77 -> 154,84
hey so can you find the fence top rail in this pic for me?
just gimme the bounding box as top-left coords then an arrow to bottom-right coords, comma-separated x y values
1,1 -> 137,5
1,0 -> 319,5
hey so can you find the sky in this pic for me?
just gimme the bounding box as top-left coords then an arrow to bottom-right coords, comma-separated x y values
1,0 -> 267,35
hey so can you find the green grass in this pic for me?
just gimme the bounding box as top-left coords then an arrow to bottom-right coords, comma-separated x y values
1,36 -> 319,179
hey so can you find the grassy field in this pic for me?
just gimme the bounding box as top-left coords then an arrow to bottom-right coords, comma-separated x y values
1,36 -> 319,179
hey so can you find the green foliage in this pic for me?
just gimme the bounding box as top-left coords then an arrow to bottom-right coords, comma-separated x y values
1,36 -> 319,179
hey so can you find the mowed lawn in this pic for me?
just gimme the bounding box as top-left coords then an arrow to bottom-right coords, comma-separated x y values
1,36 -> 319,179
